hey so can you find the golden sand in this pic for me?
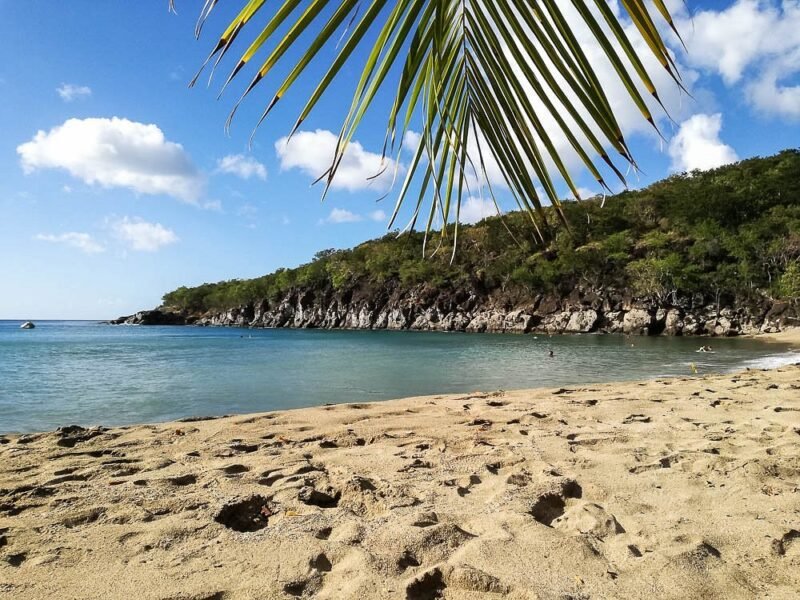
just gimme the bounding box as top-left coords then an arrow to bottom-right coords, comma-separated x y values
1,363 -> 799,599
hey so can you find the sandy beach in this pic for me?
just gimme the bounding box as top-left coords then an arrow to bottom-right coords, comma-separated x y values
1,356 -> 799,599
755,328 -> 800,347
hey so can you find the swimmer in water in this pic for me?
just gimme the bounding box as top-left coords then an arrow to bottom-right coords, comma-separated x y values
548,349 -> 554,358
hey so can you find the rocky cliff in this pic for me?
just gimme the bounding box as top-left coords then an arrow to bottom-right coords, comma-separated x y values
116,152 -> 800,337
114,283 -> 797,337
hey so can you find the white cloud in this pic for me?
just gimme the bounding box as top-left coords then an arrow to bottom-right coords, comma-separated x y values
680,0 -> 774,84
402,130 -> 422,152
460,197 -> 499,224
216,154 -> 267,180
574,187 -> 600,200
321,208 -> 388,224
35,232 -> 104,254
113,217 -> 178,252
325,208 -> 363,224
745,49 -> 800,120
56,83 -> 92,102
236,203 -> 258,223
236,203 -> 260,228
668,113 -> 739,172
17,117 -> 204,202
678,0 -> 800,120
680,0 -> 800,84
202,199 -> 224,212
275,129 -> 401,193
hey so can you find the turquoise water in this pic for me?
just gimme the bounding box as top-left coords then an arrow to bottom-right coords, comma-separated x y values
0,320 -> 796,433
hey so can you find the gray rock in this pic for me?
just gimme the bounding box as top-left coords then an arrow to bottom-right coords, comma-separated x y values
466,312 -> 490,333
565,309 -> 598,333
537,311 -> 569,334
602,311 -> 625,334
664,309 -> 684,335
623,309 -> 652,335
503,310 -> 534,334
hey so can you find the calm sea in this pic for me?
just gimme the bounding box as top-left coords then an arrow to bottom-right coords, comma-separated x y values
1,320 -> 796,433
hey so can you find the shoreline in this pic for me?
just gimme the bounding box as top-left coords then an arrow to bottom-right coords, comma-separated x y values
2,365 -> 799,598
2,327 -> 798,436
752,327 -> 800,347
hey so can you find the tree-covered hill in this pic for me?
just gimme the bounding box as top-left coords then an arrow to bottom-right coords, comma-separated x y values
162,150 -> 799,322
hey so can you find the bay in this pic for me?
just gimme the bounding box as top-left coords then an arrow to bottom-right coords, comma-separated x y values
1,320 -> 796,433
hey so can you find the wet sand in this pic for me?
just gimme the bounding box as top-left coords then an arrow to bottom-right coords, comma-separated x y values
1,361 -> 799,599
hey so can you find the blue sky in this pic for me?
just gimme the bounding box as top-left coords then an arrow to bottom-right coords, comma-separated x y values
1,0 -> 798,319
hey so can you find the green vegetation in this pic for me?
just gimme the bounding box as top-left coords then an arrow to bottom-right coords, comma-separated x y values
163,151 -> 800,313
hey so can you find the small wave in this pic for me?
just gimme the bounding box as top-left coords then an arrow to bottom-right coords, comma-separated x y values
739,351 -> 800,370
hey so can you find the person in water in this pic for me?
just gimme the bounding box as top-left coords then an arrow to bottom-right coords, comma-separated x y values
548,349 -> 554,358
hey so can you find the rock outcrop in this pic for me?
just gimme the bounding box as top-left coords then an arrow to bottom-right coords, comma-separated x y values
110,309 -> 194,326
113,283 -> 797,337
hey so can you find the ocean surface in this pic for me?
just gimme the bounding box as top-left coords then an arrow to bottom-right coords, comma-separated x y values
1,320 -> 797,433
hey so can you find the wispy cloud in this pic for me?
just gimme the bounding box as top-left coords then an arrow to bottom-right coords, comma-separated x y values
56,83 -> 92,102
35,232 -> 105,254
216,154 -> 267,180
202,199 -> 224,212
322,207 -> 388,225
112,217 -> 178,252
369,210 -> 387,222
325,208 -> 363,224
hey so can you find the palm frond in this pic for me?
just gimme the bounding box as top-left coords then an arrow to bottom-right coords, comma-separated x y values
181,0 -> 682,244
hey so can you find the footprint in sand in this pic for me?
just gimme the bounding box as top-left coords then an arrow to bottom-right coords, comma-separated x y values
623,414 -> 652,424
441,474 -> 481,497
397,549 -> 421,572
4,553 -> 27,567
405,568 -> 446,600
629,453 -> 683,474
553,502 -> 625,538
258,470 -> 284,486
214,495 -> 273,532
298,485 -> 341,508
772,530 -> 800,557
220,464 -> 250,476
529,479 -> 583,526
406,564 -> 510,599
166,474 -> 197,486
60,507 -> 106,528
282,552 -> 333,597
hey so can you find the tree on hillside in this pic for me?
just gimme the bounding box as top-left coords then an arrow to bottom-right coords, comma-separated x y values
175,0 -> 683,244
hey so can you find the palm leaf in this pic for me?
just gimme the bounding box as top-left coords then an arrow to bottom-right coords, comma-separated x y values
179,0 -> 682,242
